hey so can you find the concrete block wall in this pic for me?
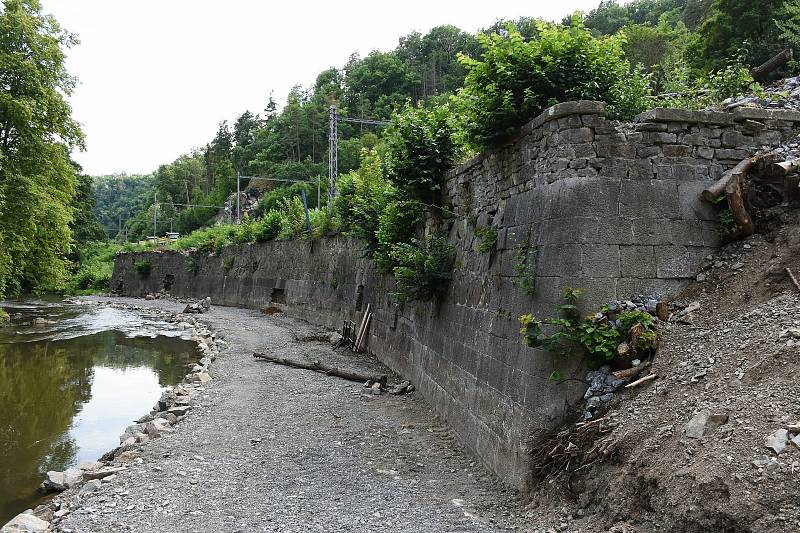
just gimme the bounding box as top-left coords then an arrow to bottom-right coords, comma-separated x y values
113,101 -> 800,492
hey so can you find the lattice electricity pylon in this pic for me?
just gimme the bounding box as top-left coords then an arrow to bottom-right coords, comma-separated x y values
329,105 -> 338,200
327,104 -> 390,204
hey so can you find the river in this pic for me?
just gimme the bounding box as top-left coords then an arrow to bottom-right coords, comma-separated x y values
0,298 -> 199,523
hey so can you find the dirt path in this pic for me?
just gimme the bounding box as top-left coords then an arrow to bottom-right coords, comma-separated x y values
56,297 -> 529,532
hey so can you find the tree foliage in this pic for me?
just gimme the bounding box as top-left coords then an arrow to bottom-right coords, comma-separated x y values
454,20 -> 643,148
0,0 -> 83,295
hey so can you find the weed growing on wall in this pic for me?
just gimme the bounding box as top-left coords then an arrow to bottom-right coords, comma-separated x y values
134,260 -> 151,278
475,226 -> 498,253
513,243 -> 537,296
390,235 -> 455,302
519,288 -> 660,378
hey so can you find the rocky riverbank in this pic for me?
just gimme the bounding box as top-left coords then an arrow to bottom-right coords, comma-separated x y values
1,299 -> 221,533
18,297 -> 529,532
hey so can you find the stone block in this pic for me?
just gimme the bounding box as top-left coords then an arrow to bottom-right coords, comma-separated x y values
678,182 -> 718,222
655,245 -> 696,278
715,148 -> 749,160
662,144 -> 692,157
721,130 -> 751,147
537,244 -> 582,276
620,246 -> 656,278
619,180 -> 679,218
580,244 -> 621,277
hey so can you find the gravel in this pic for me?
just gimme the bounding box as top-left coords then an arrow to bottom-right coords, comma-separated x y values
53,297 -> 528,532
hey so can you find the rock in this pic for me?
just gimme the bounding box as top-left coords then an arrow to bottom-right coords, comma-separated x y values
1,513 -> 50,532
77,461 -> 103,472
136,413 -> 154,424
121,436 -> 136,447
599,393 -> 614,403
196,372 -> 212,384
707,413 -> 729,427
696,273 -> 707,282
791,433 -> 800,449
78,479 -> 102,495
685,410 -> 710,439
766,429 -> 790,454
167,406 -> 191,417
329,332 -> 343,345
201,297 -> 211,309
157,412 -> 178,425
42,467 -> 82,492
31,505 -> 53,523
52,509 -> 69,519
370,382 -> 382,395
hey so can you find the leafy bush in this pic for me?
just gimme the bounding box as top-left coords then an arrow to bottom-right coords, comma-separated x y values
455,19 -> 644,148
277,196 -> 307,240
334,148 -> 395,252
252,210 -> 283,242
519,288 -> 660,369
134,259 -> 151,277
474,226 -> 498,253
374,200 -> 422,273
383,103 -> 455,204
390,235 -> 455,302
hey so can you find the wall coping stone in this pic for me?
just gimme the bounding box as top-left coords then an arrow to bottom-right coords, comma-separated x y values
637,106 -> 800,125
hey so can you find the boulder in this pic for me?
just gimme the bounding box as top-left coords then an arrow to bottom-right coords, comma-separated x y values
78,479 -> 102,495
1,513 -> 49,533
41,467 -> 82,492
685,410 -> 710,439
766,429 -> 790,454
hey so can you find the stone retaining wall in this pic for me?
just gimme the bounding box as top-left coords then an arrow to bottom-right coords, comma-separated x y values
112,101 -> 800,491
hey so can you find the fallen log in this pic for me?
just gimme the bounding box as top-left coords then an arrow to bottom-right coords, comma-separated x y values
702,157 -> 755,202
252,352 -> 387,386
725,172 -> 755,236
765,158 -> 800,179
751,49 -> 793,82
612,361 -> 651,380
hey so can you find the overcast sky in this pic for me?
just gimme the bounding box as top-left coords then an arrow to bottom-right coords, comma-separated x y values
41,0 -> 602,176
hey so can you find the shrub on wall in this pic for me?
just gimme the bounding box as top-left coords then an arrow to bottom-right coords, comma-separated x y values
383,103 -> 456,205
454,19 -> 648,148
390,235 -> 455,302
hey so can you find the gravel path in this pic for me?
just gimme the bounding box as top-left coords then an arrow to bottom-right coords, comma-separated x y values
56,298 -> 528,532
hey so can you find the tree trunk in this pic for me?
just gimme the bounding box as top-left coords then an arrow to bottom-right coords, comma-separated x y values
725,173 -> 755,236
751,49 -> 793,82
702,157 -> 755,202
252,352 -> 388,386
765,158 -> 800,178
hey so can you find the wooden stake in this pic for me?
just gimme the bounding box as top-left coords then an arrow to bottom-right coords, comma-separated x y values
355,304 -> 371,351
356,313 -> 372,352
624,373 -> 657,389
786,268 -> 800,293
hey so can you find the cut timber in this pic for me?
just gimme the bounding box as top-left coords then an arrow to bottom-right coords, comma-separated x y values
355,304 -> 371,350
765,158 -> 800,179
725,173 -> 755,236
252,352 -> 387,387
751,49 -> 793,82
702,157 -> 755,202
356,312 -> 372,352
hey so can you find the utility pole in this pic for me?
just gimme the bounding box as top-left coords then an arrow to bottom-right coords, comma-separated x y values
328,105 -> 389,204
153,191 -> 157,240
236,171 -> 241,223
328,105 -> 338,202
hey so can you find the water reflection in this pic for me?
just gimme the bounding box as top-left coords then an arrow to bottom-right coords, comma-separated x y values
0,302 -> 198,523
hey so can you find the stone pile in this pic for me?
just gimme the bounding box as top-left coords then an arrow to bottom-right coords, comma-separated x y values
722,76 -> 800,112
183,296 -> 212,314
581,295 -> 664,420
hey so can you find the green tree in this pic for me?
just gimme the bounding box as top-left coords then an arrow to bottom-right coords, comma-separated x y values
0,0 -> 83,295
70,172 -> 105,244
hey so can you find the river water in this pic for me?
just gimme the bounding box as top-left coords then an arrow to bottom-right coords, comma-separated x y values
0,298 -> 199,523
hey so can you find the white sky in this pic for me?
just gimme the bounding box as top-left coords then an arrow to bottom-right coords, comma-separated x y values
41,0 -> 602,176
